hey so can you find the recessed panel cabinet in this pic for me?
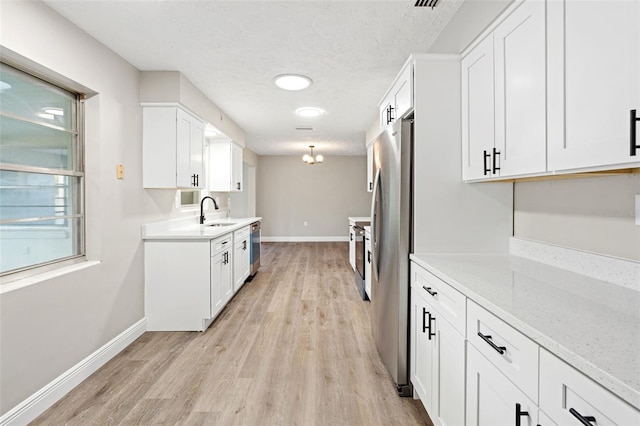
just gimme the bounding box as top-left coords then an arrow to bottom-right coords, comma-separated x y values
462,0 -> 639,181
411,264 -> 465,426
209,140 -> 243,192
462,0 -> 546,181
366,143 -> 374,192
233,226 -> 251,293
143,106 -> 204,189
547,0 -> 640,171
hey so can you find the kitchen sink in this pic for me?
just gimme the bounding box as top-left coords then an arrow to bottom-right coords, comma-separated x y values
207,223 -> 235,227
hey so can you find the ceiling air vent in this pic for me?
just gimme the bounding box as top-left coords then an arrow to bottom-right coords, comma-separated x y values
295,126 -> 314,131
414,0 -> 439,8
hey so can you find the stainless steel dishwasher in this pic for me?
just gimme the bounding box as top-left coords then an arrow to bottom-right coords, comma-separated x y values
248,221 -> 261,279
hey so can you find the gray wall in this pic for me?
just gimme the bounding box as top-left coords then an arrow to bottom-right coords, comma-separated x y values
0,1 -> 211,415
256,156 -> 371,239
514,173 -> 640,261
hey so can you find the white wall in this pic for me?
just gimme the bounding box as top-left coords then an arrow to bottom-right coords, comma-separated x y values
256,156 -> 371,239
0,1 -> 200,415
514,174 -> 640,261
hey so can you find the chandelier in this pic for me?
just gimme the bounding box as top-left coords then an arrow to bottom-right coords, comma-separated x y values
302,145 -> 324,164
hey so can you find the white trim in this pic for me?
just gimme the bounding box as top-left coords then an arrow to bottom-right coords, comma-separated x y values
261,236 -> 349,242
0,318 -> 147,426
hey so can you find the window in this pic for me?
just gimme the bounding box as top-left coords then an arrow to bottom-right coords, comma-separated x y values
0,62 -> 85,277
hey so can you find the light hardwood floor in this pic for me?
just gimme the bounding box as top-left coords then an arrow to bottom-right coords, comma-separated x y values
32,242 -> 432,425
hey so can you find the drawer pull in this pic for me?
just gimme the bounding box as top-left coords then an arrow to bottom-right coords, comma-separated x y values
569,408 -> 596,426
422,285 -> 437,297
515,403 -> 529,426
478,332 -> 506,355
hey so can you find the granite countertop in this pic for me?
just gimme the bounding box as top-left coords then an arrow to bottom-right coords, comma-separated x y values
410,253 -> 640,409
142,217 -> 261,240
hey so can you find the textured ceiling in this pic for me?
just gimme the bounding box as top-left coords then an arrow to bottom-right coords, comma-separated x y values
43,0 -> 464,156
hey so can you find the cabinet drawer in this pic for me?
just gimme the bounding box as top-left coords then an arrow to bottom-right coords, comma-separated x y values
211,234 -> 232,255
540,349 -> 640,426
234,225 -> 250,241
467,300 -> 539,402
411,263 -> 466,335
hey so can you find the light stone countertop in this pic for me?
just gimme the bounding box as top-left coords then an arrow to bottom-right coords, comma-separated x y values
410,253 -> 640,409
142,217 -> 262,240
348,216 -> 371,224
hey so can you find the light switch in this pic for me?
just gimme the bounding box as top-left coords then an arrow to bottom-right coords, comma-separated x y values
116,164 -> 124,180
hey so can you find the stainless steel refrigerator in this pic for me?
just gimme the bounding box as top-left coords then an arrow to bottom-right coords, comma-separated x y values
370,118 -> 413,396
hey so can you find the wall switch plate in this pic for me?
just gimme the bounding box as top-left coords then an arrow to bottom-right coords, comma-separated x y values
636,194 -> 639,226
116,164 -> 124,180
304,221 -> 308,226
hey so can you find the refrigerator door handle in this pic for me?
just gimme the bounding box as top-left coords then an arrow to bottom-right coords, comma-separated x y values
370,167 -> 382,282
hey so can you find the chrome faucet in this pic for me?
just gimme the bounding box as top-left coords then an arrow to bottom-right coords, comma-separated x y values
200,196 -> 219,224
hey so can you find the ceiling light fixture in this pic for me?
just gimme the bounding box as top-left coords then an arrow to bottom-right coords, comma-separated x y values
273,74 -> 312,91
303,145 -> 323,165
43,107 -> 64,116
0,81 -> 12,90
295,107 -> 324,118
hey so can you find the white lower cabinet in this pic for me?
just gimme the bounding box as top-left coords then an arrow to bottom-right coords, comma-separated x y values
211,235 -> 233,318
364,229 -> 372,300
539,349 -> 640,426
411,263 -> 465,426
466,342 -> 538,426
233,226 -> 251,293
349,227 -> 356,270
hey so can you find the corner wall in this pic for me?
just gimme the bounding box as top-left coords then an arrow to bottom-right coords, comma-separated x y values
0,1 -> 190,416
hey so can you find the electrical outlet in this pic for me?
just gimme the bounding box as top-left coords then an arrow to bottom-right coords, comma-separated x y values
304,221 -> 308,226
116,164 -> 124,179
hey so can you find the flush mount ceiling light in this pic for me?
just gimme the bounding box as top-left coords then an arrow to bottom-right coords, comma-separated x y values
295,107 -> 324,118
273,74 -> 312,91
0,81 -> 11,90
303,145 -> 324,165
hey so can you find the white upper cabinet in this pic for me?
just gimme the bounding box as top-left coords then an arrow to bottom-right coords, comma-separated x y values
143,106 -> 205,189
462,0 -> 639,181
379,61 -> 414,129
462,35 -> 496,181
366,143 -> 374,192
209,140 -> 243,192
547,0 -> 640,171
494,0 -> 546,176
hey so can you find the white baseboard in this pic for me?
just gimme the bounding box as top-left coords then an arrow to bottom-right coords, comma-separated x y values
261,236 -> 349,242
0,318 -> 147,426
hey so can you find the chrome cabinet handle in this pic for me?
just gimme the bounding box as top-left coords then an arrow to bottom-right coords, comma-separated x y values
478,332 -> 506,355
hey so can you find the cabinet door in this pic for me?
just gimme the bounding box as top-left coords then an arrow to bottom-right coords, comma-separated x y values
467,343 -> 538,426
494,0 -> 546,177
366,144 -> 374,192
231,143 -> 243,192
462,35 -> 496,180
176,108 -> 204,188
394,64 -> 413,121
548,0 -> 640,171
539,349 -> 640,426
412,288 -> 435,413
365,235 -> 372,300
190,119 -> 204,188
221,250 -> 233,305
432,315 -> 465,426
241,238 -> 250,281
233,242 -> 243,293
349,228 -> 356,270
210,251 -> 225,318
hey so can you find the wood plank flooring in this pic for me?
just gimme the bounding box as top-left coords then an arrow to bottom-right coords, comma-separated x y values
32,242 -> 432,425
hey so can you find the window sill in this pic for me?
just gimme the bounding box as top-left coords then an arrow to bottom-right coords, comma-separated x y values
0,260 -> 101,295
